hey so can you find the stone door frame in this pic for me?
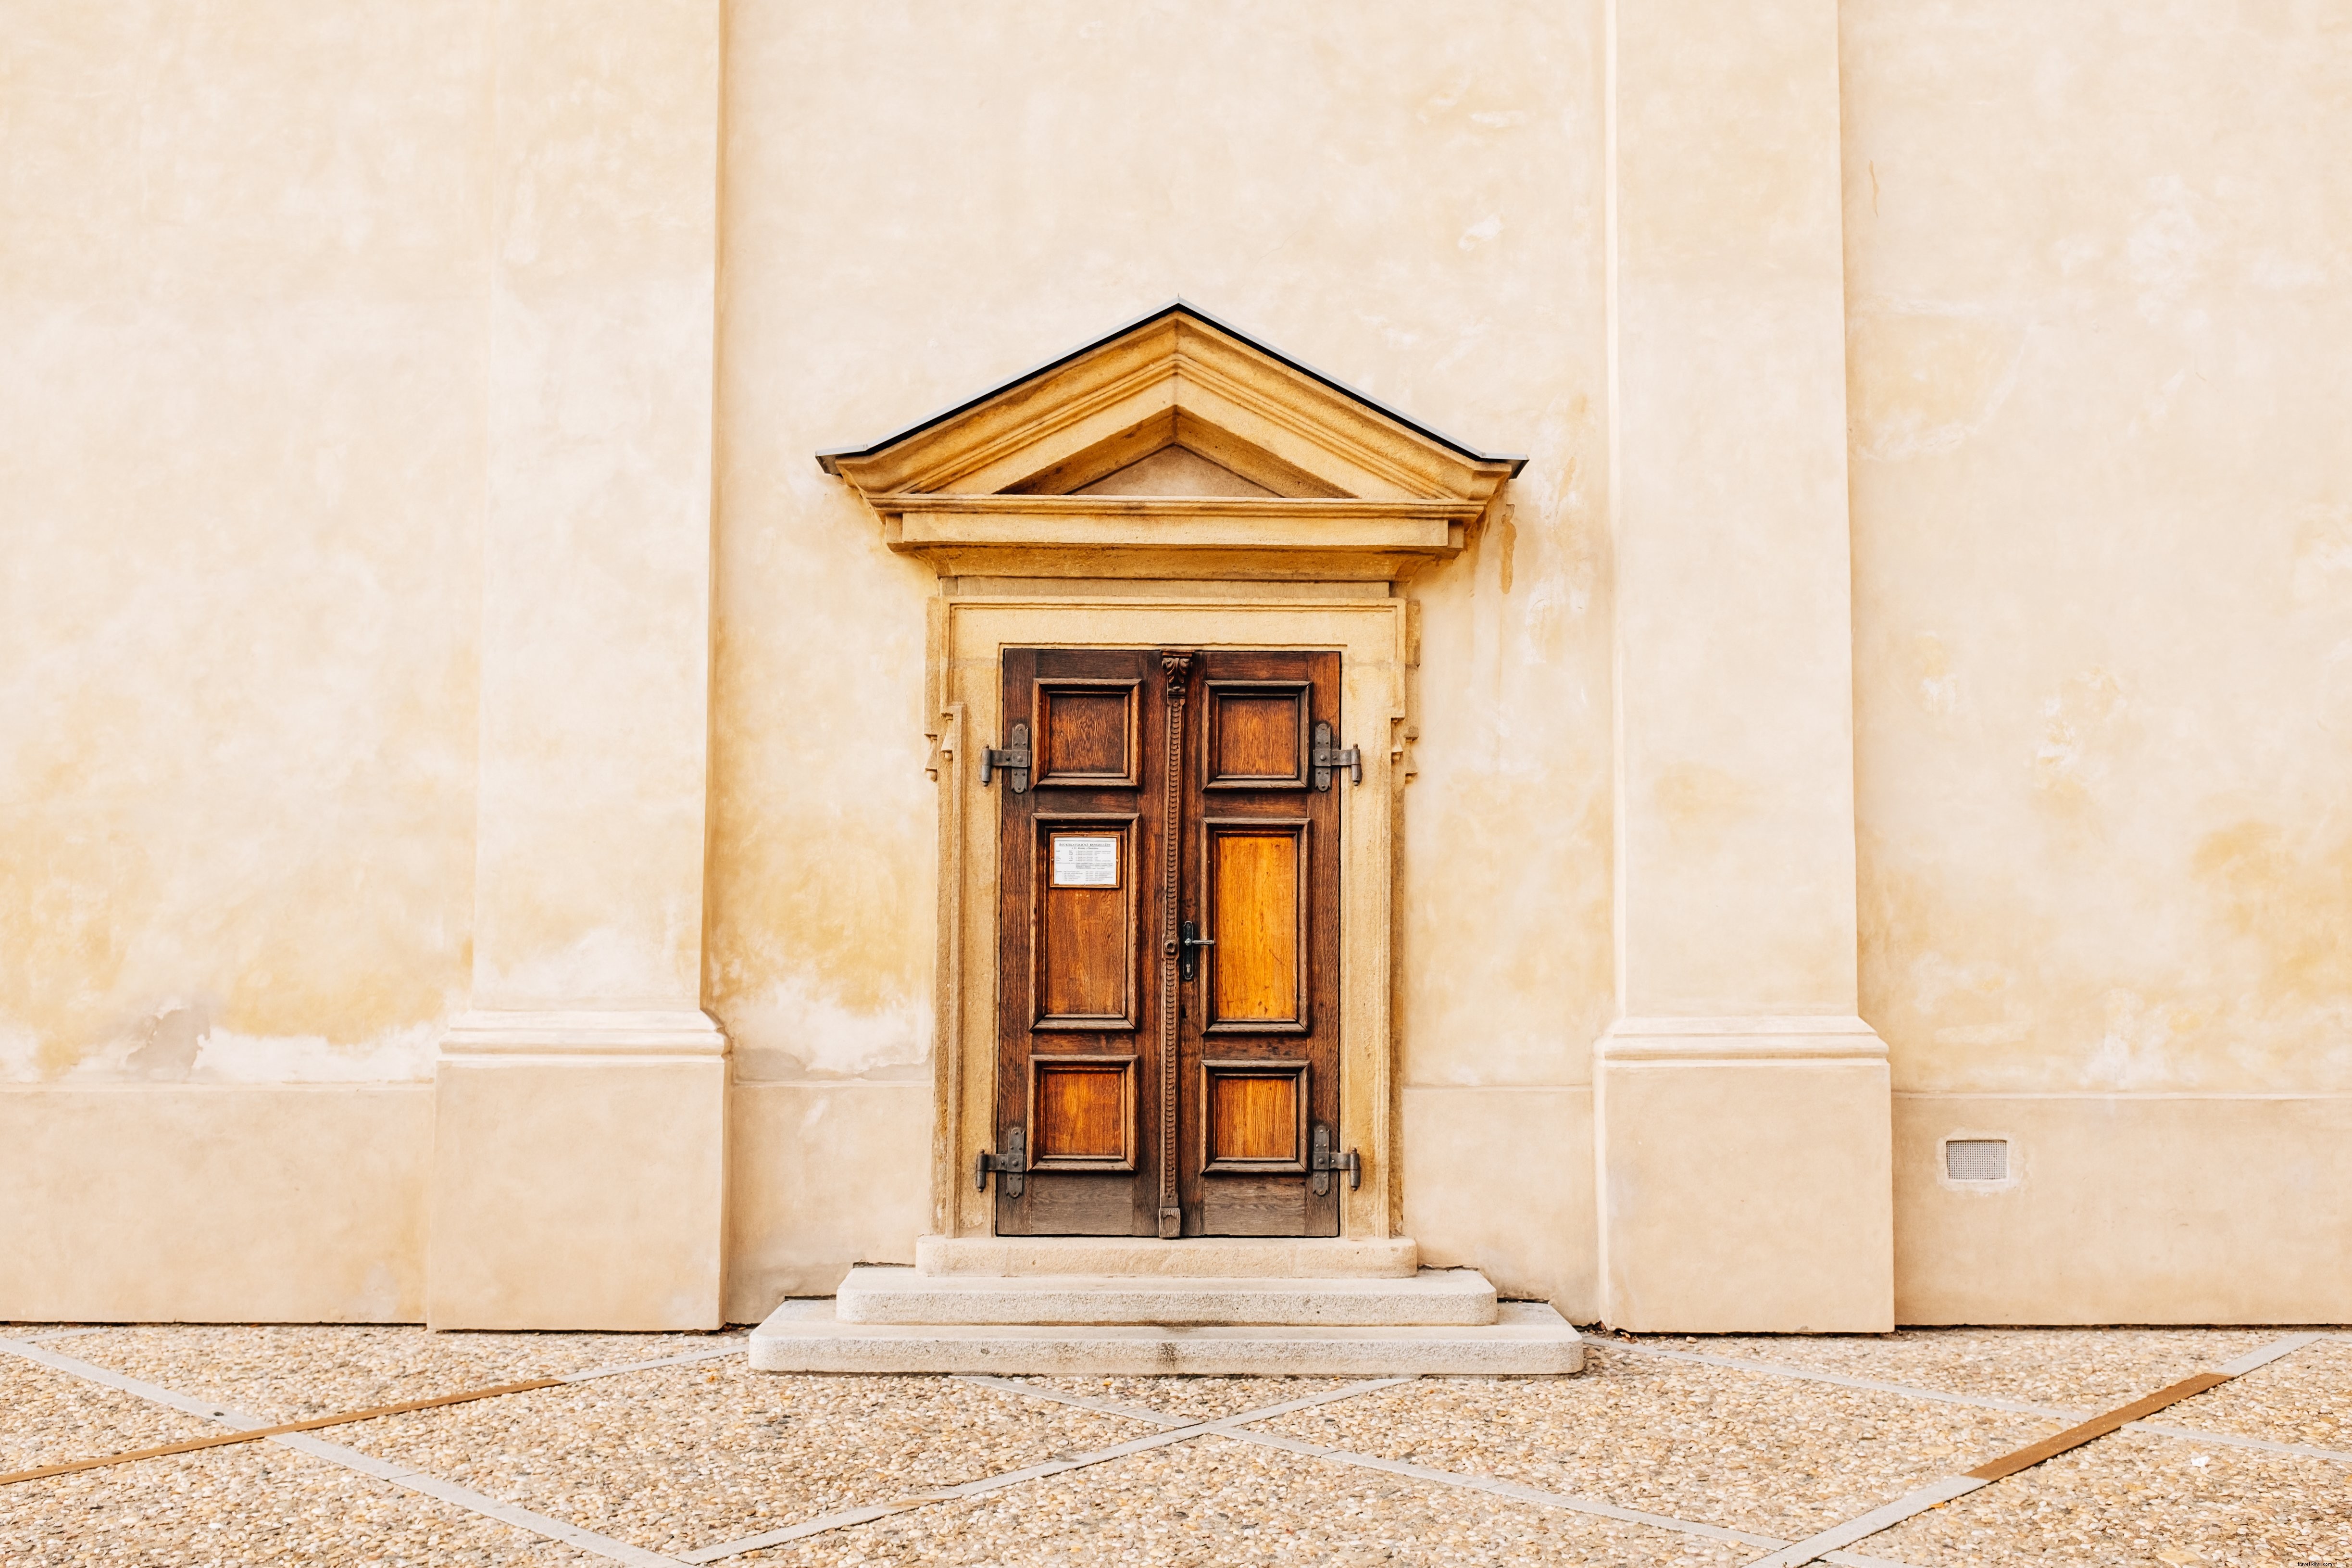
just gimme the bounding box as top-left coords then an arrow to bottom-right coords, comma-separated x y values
927,593 -> 1411,1242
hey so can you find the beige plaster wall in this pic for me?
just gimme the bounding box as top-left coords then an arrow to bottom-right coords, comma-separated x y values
0,1087 -> 430,1322
1,3 -> 487,1088
1401,1087 -> 1596,1313
1846,3 -> 2352,1099
1846,2 -> 2352,1321
726,1083 -> 930,1319
1893,1093 -> 2352,1325
708,1 -> 1614,1302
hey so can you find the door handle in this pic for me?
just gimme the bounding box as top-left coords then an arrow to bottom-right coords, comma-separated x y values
1178,920 -> 1214,982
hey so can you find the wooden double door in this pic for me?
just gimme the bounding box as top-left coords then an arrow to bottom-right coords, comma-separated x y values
991,646 -> 1343,1237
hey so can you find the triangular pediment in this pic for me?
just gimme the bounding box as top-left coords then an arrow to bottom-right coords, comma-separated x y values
1073,444 -> 1278,499
818,302 -> 1524,581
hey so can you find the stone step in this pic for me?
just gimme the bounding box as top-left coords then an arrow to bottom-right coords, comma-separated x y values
838,1266 -> 1497,1326
913,1235 -> 1419,1279
750,1298 -> 1584,1377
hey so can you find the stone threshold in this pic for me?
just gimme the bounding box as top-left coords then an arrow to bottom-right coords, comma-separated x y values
749,1298 -> 1585,1376
838,1265 -> 1498,1326
913,1235 -> 1421,1278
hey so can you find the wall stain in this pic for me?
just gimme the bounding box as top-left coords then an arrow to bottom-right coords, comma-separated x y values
2193,818 -> 2352,1003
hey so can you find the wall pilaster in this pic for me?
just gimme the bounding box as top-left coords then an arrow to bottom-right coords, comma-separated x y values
427,0 -> 727,1330
1596,0 -> 1892,1331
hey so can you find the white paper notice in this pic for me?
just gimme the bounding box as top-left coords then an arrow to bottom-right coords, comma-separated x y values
1052,835 -> 1120,888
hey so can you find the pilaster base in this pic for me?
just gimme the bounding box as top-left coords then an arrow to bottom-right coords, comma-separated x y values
426,1009 -> 728,1330
1594,1017 -> 1892,1333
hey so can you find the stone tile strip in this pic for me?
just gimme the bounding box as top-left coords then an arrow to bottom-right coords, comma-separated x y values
2213,1330 -> 2330,1376
1598,1334 -> 2352,1463
676,1422 -> 1214,1561
961,1373 -> 1919,1568
1961,1372 -> 2230,1483
1737,1331 -> 2331,1568
676,1377 -> 1415,1562
1738,1477 -> 1989,1568
263,1428 -> 690,1568
0,1334 -> 688,1568
0,1375 -> 562,1485
953,1374 -> 1198,1426
2115,1421 -> 2352,1465
0,1333 -> 746,1486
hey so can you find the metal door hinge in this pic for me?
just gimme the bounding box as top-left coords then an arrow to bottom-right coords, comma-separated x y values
980,722 -> 1030,792
975,1125 -> 1026,1197
1312,722 -> 1360,790
1310,1124 -> 1361,1196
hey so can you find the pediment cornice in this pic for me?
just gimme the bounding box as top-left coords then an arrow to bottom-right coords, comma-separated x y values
818,302 -> 1524,581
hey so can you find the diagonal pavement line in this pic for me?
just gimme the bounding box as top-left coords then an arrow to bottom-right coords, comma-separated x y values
685,1376 -> 1421,1561
0,1378 -> 563,1486
2214,1331 -> 2329,1377
676,1423 -> 1211,1562
1208,1425 -> 1922,1567
970,1367 -> 1923,1566
0,1335 -> 278,1428
1217,1425 -> 1787,1548
684,1376 -> 1417,1562
1596,1331 -> 2347,1467
2118,1420 -> 2352,1466
1735,1330 -> 2337,1568
561,1341 -> 749,1383
1591,1340 -> 2081,1418
265,1430 -> 687,1568
1737,1476 -> 1986,1568
0,1334 -> 688,1568
953,1373 -> 1195,1427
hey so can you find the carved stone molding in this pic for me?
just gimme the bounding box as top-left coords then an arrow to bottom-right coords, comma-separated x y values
820,301 -> 1523,583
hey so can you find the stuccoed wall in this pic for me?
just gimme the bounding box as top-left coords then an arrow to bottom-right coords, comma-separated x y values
1,3 -> 484,1087
1,4 -> 488,1319
1844,2 -> 2352,1318
706,0 -> 1615,1313
3,0 -> 2345,1325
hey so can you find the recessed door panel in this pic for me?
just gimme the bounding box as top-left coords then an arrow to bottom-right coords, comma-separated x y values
1035,821 -> 1135,1027
1206,824 -> 1307,1029
1203,682 -> 1309,789
1203,1061 -> 1308,1170
1030,1056 -> 1136,1170
1034,681 -> 1139,787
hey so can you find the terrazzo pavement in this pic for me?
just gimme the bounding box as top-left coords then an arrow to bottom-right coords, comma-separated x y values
4,1320 -> 2345,1567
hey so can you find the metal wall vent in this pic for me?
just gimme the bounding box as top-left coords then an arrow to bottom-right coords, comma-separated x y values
1945,1138 -> 2009,1181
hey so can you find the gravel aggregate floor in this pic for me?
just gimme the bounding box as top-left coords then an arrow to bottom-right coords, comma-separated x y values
2141,1338 -> 2352,1452
1,1358 -> 217,1474
1644,1328 -> 2286,1412
55,1326 -> 736,1423
1873,1428 -> 2352,1568
332,1361 -> 1152,1557
1251,1353 -> 2067,1543
1004,1374 -> 1355,1421
0,1442 -> 596,1567
6,1322 -> 2347,1566
739,1432 -> 1759,1568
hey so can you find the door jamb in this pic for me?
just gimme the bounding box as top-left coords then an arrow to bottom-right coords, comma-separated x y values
926,591 -> 1410,1242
